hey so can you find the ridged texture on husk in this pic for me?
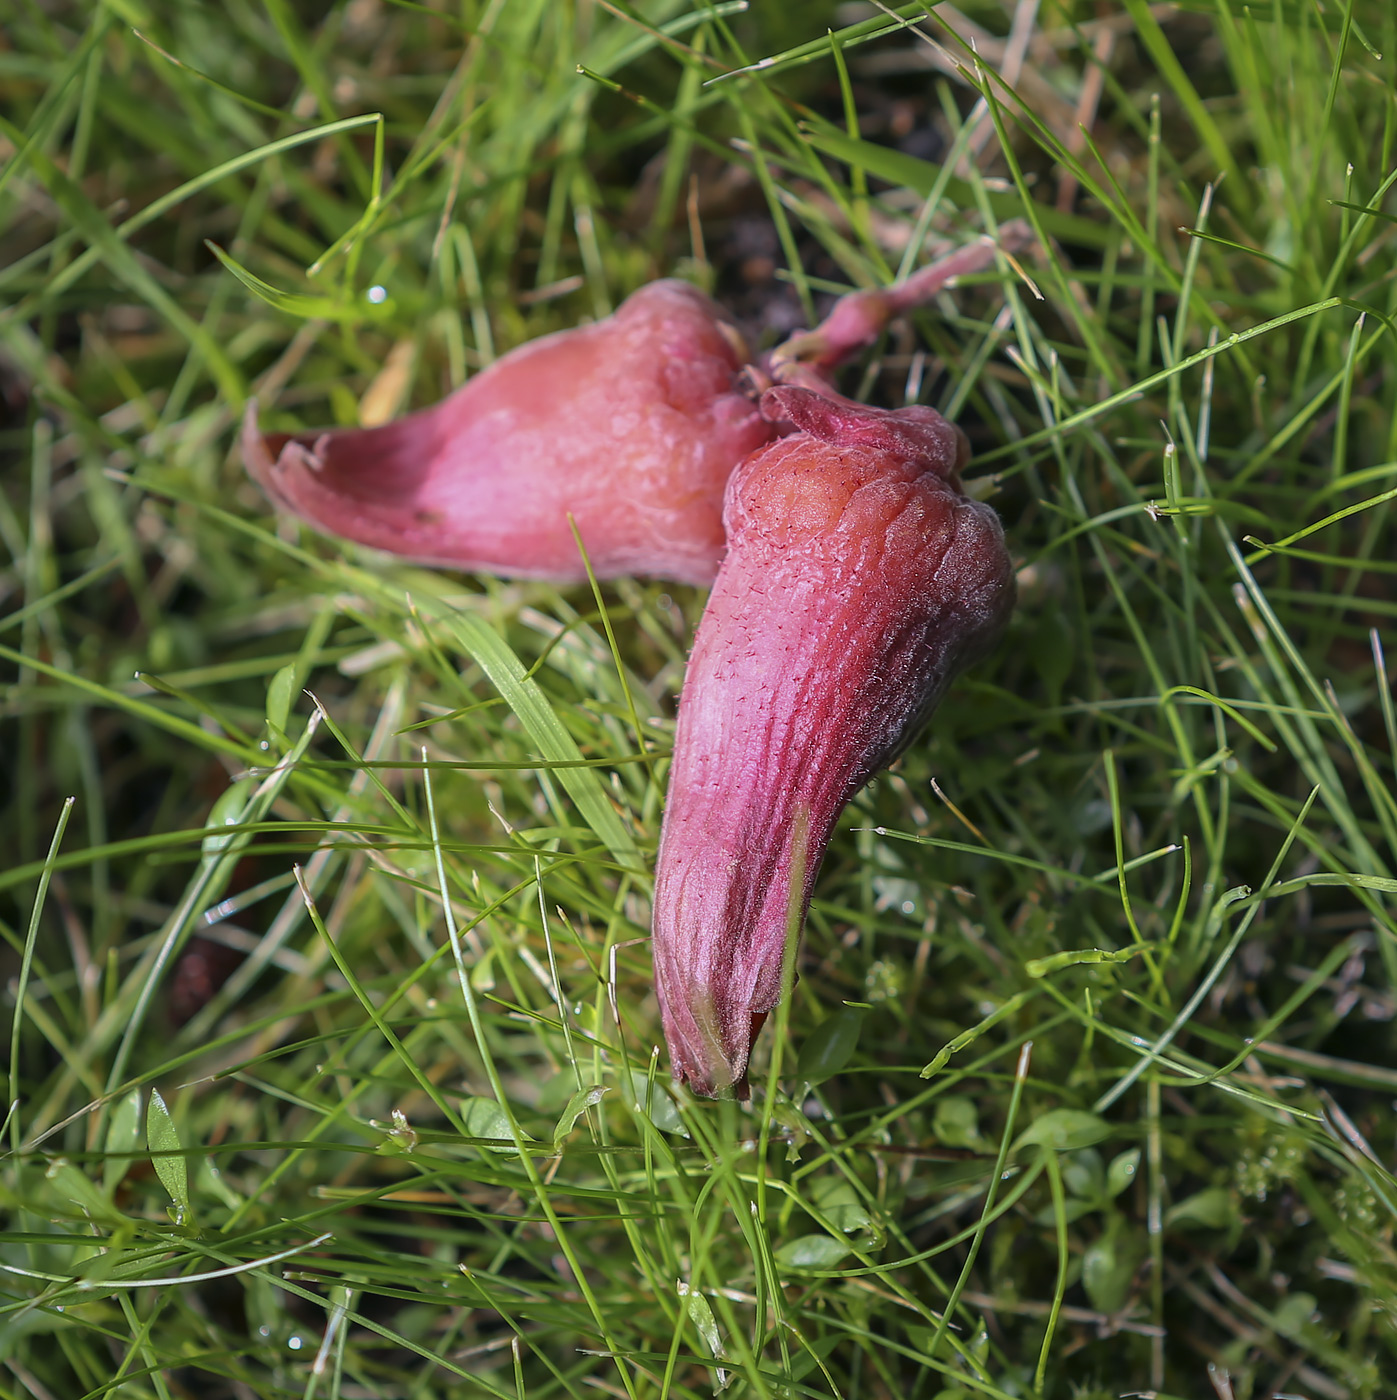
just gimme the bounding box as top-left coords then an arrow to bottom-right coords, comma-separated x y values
243,280 -> 774,585
653,386 -> 1015,1097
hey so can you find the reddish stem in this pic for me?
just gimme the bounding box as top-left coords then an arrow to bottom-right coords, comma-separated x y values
766,219 -> 1034,382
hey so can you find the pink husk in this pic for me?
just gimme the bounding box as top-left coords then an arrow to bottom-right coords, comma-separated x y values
652,387 -> 1015,1097
244,280 -> 774,585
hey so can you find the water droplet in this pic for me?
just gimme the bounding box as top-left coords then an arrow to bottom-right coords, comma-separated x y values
288,1335 -> 303,1351
367,285 -> 387,304
258,1325 -> 271,1338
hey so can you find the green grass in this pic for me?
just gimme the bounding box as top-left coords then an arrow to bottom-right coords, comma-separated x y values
2,1 -> 1397,1396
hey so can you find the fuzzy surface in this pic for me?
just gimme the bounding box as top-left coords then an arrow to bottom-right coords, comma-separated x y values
243,280 -> 774,585
653,387 -> 1016,1097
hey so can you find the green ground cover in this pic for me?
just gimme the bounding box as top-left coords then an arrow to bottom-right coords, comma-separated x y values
2,1 -> 1396,1396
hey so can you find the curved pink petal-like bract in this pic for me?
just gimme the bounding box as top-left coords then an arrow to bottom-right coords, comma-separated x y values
652,386 -> 1015,1098
243,280 -> 774,585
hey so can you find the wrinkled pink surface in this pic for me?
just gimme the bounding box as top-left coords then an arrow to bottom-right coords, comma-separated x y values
652,387 -> 1015,1097
244,280 -> 774,585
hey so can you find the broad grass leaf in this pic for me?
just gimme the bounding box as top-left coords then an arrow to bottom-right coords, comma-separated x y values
435,609 -> 639,867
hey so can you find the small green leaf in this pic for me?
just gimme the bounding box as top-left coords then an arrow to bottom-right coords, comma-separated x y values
933,1096 -> 985,1150
201,776 -> 256,855
1083,1222 -> 1136,1314
1107,1148 -> 1141,1198
377,1108 -> 418,1153
265,663 -> 298,736
196,1159 -> 243,1210
460,1096 -> 522,1154
826,1201 -> 876,1237
1272,1291 -> 1317,1339
552,1084 -> 608,1150
774,1234 -> 851,1269
45,1159 -> 127,1228
680,1283 -> 722,1357
628,1071 -> 685,1134
1062,1148 -> 1105,1200
103,1087 -> 142,1193
680,1283 -> 730,1389
469,945 -> 497,991
768,1093 -> 813,1161
1014,1109 -> 1112,1154
146,1088 -> 190,1220
810,1175 -> 877,1239
1031,1197 -> 1097,1227
796,1006 -> 864,1085
1165,1186 -> 1234,1230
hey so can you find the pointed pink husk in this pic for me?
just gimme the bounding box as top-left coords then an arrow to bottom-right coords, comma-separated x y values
243,280 -> 774,586
652,387 -> 1015,1097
